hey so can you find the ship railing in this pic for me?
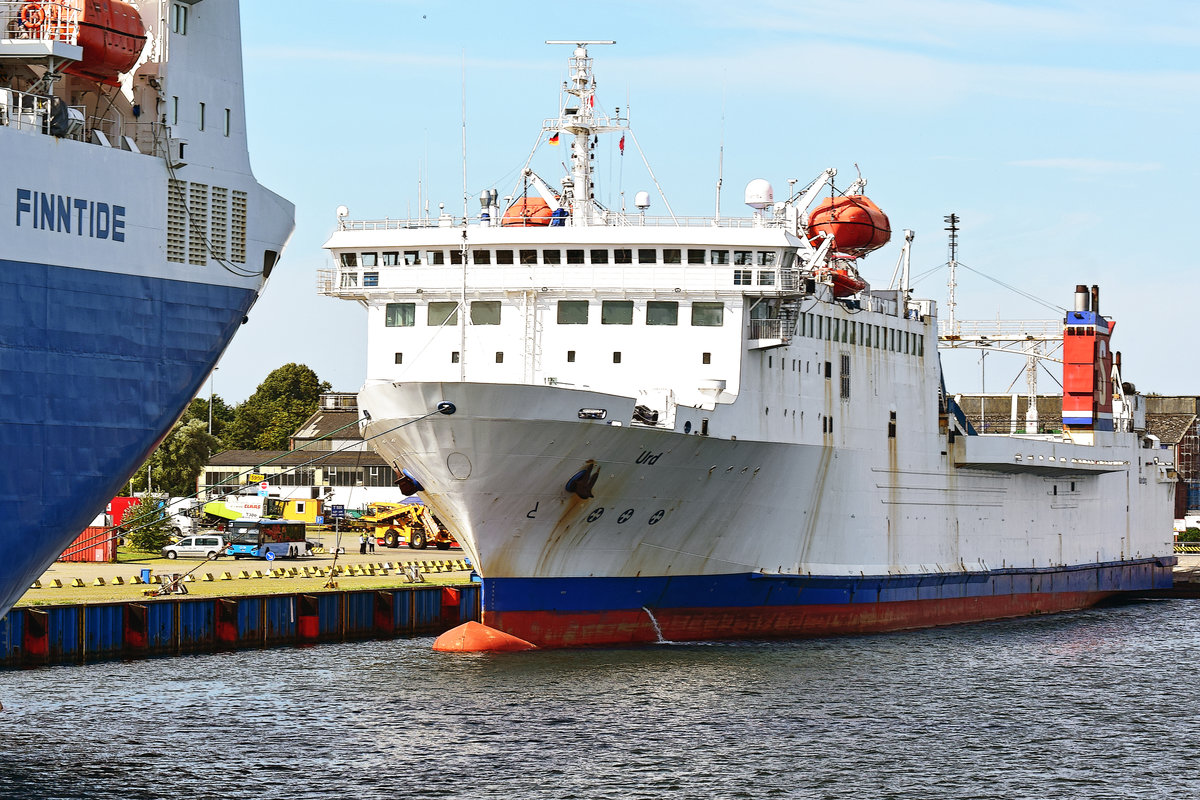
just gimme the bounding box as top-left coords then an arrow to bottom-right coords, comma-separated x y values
939,319 -> 1063,339
0,1 -> 79,44
336,214 -> 781,231
86,115 -> 169,156
748,318 -> 793,341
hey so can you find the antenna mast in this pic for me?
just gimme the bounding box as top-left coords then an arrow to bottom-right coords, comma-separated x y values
944,213 -> 959,335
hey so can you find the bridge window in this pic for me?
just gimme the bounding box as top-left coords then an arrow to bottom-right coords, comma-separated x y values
591,249 -> 609,264
404,251 -> 420,265
363,272 -> 378,287
495,250 -> 514,265
757,251 -> 776,266
639,249 -> 657,264
647,301 -> 679,326
558,301 -> 589,324
472,250 -> 491,264
601,301 -> 633,325
614,249 -> 632,264
757,270 -> 775,286
520,250 -> 537,265
688,249 -> 706,264
733,250 -> 752,265
544,249 -> 561,264
691,302 -> 724,327
470,301 -> 501,325
734,270 -> 752,285
361,252 -> 378,267
711,250 -> 730,265
567,249 -> 585,264
339,253 -> 357,268
382,252 -> 399,266
426,250 -> 445,265
428,302 -> 458,326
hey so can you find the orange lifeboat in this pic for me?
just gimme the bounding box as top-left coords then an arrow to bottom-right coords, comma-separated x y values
829,269 -> 867,298
501,197 -> 554,227
62,0 -> 148,87
807,195 -> 891,257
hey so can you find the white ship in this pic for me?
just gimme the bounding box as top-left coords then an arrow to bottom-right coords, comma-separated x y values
0,1 -> 293,619
321,42 -> 1173,648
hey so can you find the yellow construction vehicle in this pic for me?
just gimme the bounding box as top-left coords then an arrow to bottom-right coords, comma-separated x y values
352,500 -> 457,550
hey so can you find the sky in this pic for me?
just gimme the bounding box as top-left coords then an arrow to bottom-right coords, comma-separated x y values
213,0 -> 1200,404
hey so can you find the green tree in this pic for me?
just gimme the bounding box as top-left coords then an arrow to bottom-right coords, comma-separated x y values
128,418 -> 222,497
123,495 -> 174,553
186,394 -> 235,439
224,363 -> 330,451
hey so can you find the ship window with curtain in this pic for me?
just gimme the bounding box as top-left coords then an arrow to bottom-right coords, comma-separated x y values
426,251 -> 445,265
639,249 -> 657,264
387,303 -> 409,326
734,270 -> 751,285
404,251 -> 420,265
591,249 -> 609,264
757,251 -> 777,266
428,302 -> 458,326
544,249 -> 561,264
601,301 -> 633,325
647,301 -> 678,326
664,249 -> 681,264
567,249 -> 585,264
691,302 -> 724,327
471,301 -> 501,325
473,250 -> 491,264
520,249 -> 538,265
614,249 -> 632,264
557,301 -> 589,324
382,252 -> 399,266
688,249 -> 706,264
710,250 -> 730,265
733,251 -> 752,266
495,250 -> 514,265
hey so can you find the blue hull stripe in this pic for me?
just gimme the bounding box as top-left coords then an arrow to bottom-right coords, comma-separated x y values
0,258 -> 257,614
483,558 -> 1174,613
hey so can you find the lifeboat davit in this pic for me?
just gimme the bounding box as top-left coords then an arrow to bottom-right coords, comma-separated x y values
501,197 -> 554,227
829,269 -> 867,298
807,195 -> 891,258
61,0 -> 148,87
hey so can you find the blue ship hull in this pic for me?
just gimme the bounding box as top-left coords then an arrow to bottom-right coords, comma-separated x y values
0,257 -> 257,615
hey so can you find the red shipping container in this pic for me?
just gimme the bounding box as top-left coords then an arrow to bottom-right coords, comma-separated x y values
58,526 -> 117,563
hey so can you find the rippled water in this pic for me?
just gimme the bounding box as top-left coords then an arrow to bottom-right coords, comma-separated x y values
2,599 -> 1199,799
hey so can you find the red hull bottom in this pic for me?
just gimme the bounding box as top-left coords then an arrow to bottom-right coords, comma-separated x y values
485,591 -> 1118,648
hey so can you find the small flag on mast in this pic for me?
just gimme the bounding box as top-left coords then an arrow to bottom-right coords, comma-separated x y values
549,133 -> 560,145
619,135 -> 625,154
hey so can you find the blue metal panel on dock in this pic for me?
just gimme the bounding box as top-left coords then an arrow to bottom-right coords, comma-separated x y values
177,600 -> 214,652
455,585 -> 480,624
0,612 -> 19,662
84,605 -> 124,661
392,588 -> 413,632
238,597 -> 263,643
413,587 -> 443,632
47,606 -> 80,661
147,601 -> 175,653
264,595 -> 296,643
344,591 -> 375,636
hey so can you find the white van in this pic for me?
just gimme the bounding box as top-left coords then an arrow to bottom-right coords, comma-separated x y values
162,534 -> 228,560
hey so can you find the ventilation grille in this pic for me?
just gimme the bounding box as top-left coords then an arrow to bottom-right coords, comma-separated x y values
187,182 -> 209,266
231,190 -> 247,263
210,186 -> 228,261
166,179 -> 186,263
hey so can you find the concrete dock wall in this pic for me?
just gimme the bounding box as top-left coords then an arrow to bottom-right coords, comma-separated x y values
0,584 -> 480,668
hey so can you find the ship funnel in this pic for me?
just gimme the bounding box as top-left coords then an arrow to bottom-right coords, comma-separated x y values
1091,285 -> 1100,316
1074,284 -> 1089,312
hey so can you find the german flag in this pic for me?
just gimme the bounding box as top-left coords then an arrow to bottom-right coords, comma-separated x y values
549,133 -> 560,145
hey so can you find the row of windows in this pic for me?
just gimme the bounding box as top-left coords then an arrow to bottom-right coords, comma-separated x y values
395,350 -> 717,366
341,248 -> 790,268
798,311 -> 924,357
204,467 -> 394,489
384,301 -> 726,328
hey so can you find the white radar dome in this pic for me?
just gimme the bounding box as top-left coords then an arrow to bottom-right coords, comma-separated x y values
744,179 -> 774,210
336,205 -> 349,219
635,191 -> 651,210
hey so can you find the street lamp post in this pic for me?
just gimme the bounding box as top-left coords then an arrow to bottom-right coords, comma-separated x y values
208,368 -> 218,434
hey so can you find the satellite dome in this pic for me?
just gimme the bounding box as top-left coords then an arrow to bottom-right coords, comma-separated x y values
744,179 -> 774,210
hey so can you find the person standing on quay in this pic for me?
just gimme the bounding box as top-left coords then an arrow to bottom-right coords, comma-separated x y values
359,532 -> 368,554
